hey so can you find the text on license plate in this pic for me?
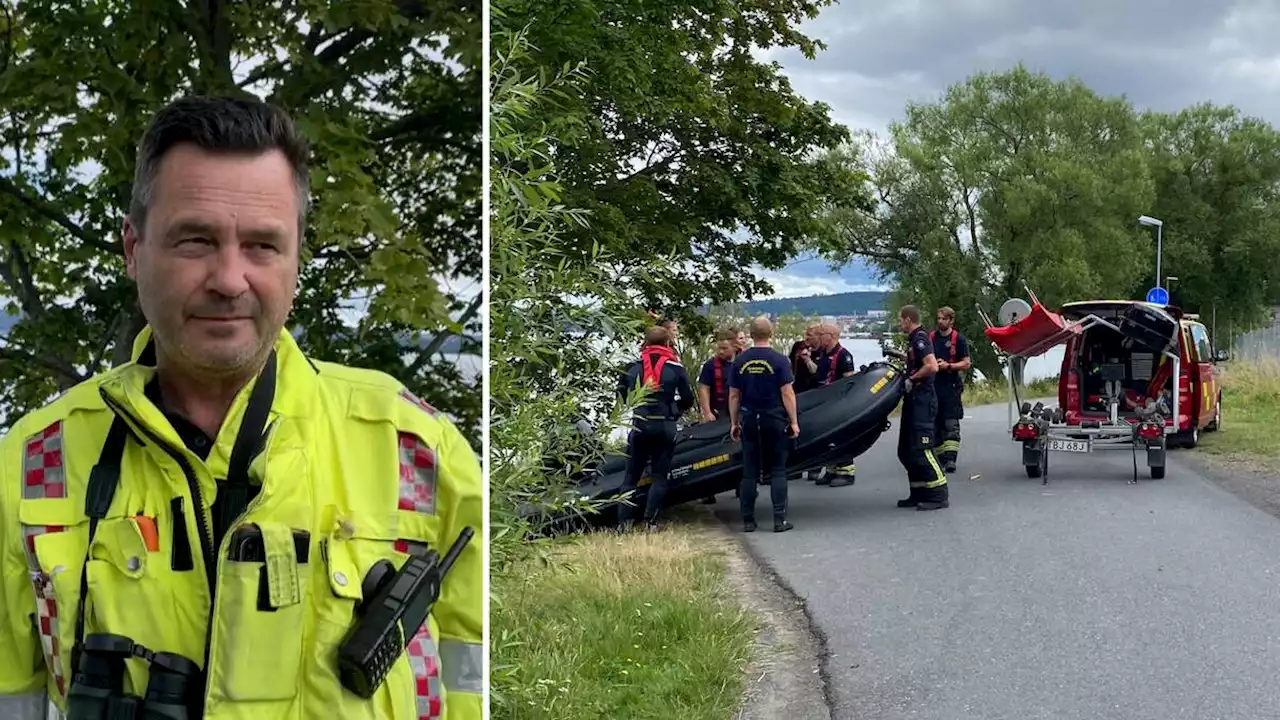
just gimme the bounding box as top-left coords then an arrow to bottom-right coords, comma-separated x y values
1047,439 -> 1089,453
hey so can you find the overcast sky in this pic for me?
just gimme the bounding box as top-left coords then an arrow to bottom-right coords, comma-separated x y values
754,0 -> 1280,300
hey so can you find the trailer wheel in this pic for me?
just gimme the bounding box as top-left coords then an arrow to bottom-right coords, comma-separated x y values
1150,465 -> 1166,479
1026,464 -> 1042,478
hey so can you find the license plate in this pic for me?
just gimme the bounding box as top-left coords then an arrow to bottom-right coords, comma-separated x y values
1047,439 -> 1089,453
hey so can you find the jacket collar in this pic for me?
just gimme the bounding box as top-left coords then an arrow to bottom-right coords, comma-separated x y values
99,326 -> 318,451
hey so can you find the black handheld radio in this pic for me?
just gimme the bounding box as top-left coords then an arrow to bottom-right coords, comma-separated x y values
336,526 -> 475,698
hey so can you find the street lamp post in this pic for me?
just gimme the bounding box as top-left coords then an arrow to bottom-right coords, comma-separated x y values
1139,215 -> 1164,289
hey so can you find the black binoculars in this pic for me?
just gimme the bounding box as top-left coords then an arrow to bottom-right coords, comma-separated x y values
66,634 -> 204,720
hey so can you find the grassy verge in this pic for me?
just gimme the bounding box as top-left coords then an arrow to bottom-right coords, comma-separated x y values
963,375 -> 1060,406
1200,358 -> 1280,464
492,518 -> 758,720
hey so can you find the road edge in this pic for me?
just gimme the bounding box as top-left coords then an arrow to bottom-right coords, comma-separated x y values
697,508 -> 836,720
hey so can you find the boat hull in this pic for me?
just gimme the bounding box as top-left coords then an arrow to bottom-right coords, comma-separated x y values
574,361 -> 906,524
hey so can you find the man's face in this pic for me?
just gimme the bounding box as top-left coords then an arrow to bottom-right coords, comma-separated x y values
804,327 -> 816,345
898,315 -> 911,333
937,314 -> 953,332
716,340 -> 734,359
124,144 -> 300,377
736,331 -> 747,349
664,321 -> 678,339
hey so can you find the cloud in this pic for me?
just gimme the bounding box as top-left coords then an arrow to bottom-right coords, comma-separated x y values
772,0 -> 1280,135
755,269 -> 888,299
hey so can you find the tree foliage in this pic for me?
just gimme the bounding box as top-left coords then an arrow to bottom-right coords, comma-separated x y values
1137,104 -> 1280,338
0,0 -> 482,439
487,18 -> 664,713
494,0 -> 863,322
817,65 -> 1280,379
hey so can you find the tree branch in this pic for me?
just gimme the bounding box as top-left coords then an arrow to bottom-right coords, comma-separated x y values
0,333 -> 84,385
407,293 -> 483,376
0,239 -> 44,320
0,176 -> 120,254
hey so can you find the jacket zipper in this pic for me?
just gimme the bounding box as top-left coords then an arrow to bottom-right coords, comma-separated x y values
99,390 -> 220,683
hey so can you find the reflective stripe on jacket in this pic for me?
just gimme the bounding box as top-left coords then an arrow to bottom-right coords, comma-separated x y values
0,327 -> 484,719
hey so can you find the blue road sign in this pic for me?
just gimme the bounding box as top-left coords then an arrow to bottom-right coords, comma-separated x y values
1146,286 -> 1169,305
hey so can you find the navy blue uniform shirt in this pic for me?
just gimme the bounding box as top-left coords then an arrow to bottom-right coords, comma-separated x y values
815,344 -> 855,385
906,327 -> 935,390
731,346 -> 794,411
698,356 -> 737,398
931,329 -> 969,393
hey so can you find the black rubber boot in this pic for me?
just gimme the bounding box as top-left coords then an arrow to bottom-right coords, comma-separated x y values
916,500 -> 949,511
897,497 -> 919,508
829,475 -> 854,488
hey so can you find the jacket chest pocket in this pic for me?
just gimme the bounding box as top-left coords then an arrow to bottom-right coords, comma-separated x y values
205,521 -> 312,708
84,514 -> 204,694
303,510 -> 445,720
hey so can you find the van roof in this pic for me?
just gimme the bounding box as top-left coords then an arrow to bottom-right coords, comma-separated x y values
1059,300 -> 1184,321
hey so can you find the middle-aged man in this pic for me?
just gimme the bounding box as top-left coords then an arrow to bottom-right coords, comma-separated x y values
896,305 -> 949,511
813,324 -> 858,487
0,97 -> 484,720
730,316 -> 798,533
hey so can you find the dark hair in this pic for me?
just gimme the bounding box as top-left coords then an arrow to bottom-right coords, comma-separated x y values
129,95 -> 311,238
899,305 -> 921,323
714,329 -> 736,342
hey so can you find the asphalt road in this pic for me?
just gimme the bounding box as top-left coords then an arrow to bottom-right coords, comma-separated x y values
713,399 -> 1280,720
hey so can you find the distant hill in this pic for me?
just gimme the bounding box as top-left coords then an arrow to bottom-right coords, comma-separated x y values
714,291 -> 890,318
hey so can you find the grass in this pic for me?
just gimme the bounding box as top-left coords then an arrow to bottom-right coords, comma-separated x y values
492,519 -> 758,720
964,375 -> 1060,406
1199,358 -> 1280,464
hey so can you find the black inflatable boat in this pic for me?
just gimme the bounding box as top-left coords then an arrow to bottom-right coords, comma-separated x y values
573,359 -> 907,524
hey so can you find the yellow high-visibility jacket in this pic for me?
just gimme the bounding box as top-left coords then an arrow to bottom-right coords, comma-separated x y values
0,327 -> 484,719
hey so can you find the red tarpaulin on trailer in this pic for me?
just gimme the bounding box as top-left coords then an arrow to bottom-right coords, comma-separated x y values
983,303 -> 1082,358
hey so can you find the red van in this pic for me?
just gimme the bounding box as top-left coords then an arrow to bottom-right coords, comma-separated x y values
1057,301 -> 1224,448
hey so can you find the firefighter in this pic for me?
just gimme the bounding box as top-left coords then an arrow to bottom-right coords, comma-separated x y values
617,326 -> 695,529
0,97 -> 484,719
730,316 -> 798,533
698,330 -> 738,422
931,306 -> 971,473
896,305 -> 949,510
813,323 -> 857,488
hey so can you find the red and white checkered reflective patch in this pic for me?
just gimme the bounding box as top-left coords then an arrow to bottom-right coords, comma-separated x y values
32,573 -> 68,697
406,623 -> 443,720
23,421 -> 65,500
400,389 -> 438,417
24,523 -> 70,700
397,432 -> 437,515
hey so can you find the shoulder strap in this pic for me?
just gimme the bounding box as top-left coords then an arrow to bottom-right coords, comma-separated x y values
213,351 -> 277,553
73,416 -> 129,671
